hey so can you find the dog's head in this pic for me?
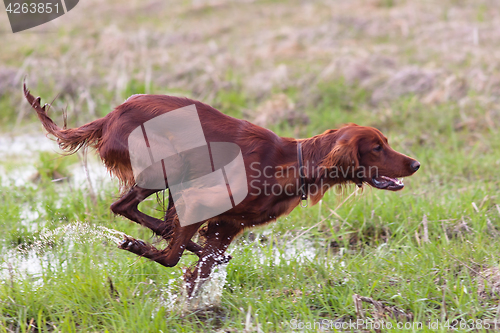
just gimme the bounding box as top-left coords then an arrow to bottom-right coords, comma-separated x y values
321,124 -> 420,191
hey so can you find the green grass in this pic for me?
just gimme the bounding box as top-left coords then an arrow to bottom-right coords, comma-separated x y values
2,78 -> 500,332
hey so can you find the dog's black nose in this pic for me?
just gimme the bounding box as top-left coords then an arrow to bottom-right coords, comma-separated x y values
410,160 -> 420,172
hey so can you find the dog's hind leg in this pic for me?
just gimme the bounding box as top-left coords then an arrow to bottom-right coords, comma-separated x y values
111,185 -> 202,255
120,221 -> 202,267
111,185 -> 165,233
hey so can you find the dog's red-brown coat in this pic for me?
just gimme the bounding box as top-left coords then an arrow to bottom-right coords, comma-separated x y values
24,86 -> 419,295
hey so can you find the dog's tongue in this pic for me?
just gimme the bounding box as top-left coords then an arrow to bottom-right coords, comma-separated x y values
372,176 -> 404,190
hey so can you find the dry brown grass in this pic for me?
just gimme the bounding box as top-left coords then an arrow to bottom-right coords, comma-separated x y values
1,0 -> 499,125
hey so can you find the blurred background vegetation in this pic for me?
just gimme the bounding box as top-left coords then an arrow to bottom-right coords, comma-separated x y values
2,0 -> 499,135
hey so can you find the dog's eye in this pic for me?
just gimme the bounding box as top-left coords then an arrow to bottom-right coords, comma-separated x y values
373,145 -> 382,152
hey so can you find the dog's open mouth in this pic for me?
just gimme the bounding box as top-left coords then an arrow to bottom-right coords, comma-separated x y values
370,176 -> 404,191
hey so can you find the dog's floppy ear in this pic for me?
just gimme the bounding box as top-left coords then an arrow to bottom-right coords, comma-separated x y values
320,137 -> 359,174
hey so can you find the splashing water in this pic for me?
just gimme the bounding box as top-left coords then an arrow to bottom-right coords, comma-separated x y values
158,234 -> 318,313
154,263 -> 229,315
181,264 -> 229,312
18,221 -> 126,253
2,220 -> 230,313
0,221 -> 128,284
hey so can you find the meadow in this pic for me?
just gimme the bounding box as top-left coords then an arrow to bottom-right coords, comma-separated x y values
1,0 -> 500,331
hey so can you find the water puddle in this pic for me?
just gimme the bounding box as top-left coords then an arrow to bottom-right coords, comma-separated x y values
236,230 -> 321,267
0,133 -> 112,189
0,165 -> 38,187
0,159 -> 111,190
0,134 -> 58,159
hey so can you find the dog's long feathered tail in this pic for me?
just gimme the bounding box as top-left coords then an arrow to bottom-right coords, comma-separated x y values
24,83 -> 107,154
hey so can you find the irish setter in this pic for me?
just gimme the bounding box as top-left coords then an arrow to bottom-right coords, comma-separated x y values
24,84 -> 420,296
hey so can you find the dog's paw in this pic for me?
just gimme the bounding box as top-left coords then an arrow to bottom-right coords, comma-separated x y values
119,237 -> 147,255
